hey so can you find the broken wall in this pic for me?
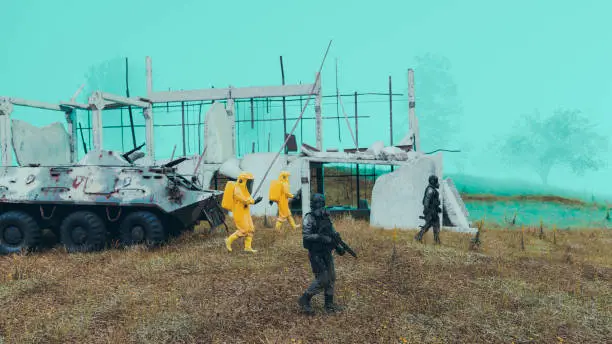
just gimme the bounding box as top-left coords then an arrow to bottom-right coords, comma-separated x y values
441,178 -> 472,230
203,102 -> 234,163
11,119 -> 71,166
369,154 -> 441,229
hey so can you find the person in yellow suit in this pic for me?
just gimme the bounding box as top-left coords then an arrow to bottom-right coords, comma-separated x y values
269,171 -> 300,231
224,172 -> 262,253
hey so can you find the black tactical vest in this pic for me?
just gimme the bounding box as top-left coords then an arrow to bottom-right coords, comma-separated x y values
303,211 -> 335,252
423,186 -> 440,212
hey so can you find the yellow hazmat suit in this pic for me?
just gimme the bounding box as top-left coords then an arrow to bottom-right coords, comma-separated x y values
224,172 -> 260,253
270,171 -> 299,231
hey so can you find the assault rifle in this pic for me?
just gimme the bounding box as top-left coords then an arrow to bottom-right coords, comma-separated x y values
331,231 -> 357,258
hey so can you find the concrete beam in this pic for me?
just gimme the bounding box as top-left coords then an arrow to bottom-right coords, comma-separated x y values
101,92 -> 150,108
302,156 -> 419,166
147,83 -> 318,103
60,102 -> 91,111
6,97 -> 63,112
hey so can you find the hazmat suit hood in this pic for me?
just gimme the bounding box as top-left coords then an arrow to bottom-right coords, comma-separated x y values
237,172 -> 255,197
279,171 -> 290,182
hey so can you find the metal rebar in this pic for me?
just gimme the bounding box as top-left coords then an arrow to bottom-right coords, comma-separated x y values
186,103 -> 190,154
87,110 -> 92,147
197,101 -> 203,154
250,98 -> 255,129
78,122 -> 88,154
389,76 -> 394,172
280,56 -> 288,154
104,94 -> 404,112
354,91 -> 359,148
181,101 -> 186,156
77,114 -> 371,132
299,81 -> 303,145
125,57 -> 137,149
335,58 -> 341,142
120,108 -> 125,151
356,163 -> 360,208
389,75 -> 393,146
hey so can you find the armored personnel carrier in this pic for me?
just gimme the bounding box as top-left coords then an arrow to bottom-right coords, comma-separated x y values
0,147 -> 226,254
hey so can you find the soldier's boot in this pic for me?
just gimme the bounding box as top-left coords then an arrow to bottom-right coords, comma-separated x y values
414,228 -> 426,242
288,216 -> 300,230
433,230 -> 441,245
298,293 -> 314,315
243,236 -> 258,253
324,294 -> 344,314
225,232 -> 239,252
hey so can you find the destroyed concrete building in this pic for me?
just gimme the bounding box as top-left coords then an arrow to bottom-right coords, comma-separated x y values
0,56 -> 475,233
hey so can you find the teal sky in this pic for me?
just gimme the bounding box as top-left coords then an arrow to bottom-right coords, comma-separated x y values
1,0 -> 611,198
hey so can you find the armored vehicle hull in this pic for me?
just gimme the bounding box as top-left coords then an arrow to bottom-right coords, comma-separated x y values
0,150 -> 226,254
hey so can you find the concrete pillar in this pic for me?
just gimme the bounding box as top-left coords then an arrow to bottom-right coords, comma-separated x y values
146,56 -> 153,97
315,72 -> 323,151
144,106 -> 154,161
0,97 -> 13,166
88,91 -> 105,151
64,110 -> 78,163
408,68 -> 420,151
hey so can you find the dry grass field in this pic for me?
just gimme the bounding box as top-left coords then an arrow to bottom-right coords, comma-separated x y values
1,216 -> 610,343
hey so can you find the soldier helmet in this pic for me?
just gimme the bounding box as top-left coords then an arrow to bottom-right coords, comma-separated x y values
310,193 -> 326,210
428,175 -> 439,188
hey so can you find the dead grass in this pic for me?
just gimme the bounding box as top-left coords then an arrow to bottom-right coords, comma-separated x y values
462,194 -> 587,206
0,217 -> 611,343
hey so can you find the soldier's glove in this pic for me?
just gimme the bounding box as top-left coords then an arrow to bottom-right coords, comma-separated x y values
319,235 -> 333,244
269,200 -> 274,206
336,245 -> 346,256
437,206 -> 442,213
254,196 -> 263,204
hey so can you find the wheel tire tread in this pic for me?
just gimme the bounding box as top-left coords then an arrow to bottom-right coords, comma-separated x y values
60,211 -> 106,253
119,211 -> 165,247
0,211 -> 41,254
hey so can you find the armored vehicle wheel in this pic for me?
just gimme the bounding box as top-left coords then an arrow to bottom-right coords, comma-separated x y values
119,211 -> 165,247
60,211 -> 107,253
0,211 -> 42,254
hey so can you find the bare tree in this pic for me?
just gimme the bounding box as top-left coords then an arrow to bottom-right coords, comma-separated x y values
499,108 -> 607,185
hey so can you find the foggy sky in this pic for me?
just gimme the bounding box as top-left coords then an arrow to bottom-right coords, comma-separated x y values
1,0 -> 610,197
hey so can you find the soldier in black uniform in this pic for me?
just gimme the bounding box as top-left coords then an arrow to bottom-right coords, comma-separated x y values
414,175 -> 442,244
298,193 -> 346,315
